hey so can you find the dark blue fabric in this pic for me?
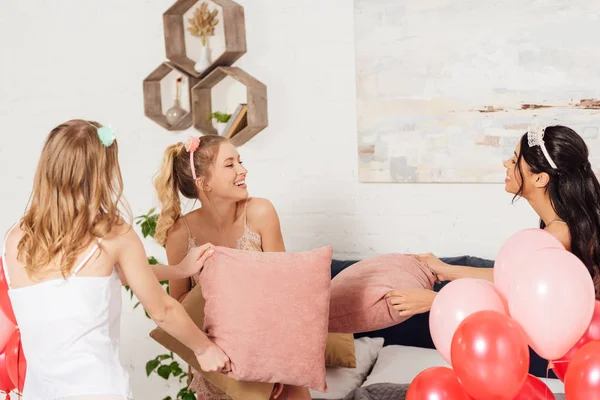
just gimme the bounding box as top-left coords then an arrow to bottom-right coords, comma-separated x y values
330,256 -> 555,379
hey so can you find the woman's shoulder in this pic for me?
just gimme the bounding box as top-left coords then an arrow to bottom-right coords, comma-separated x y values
167,214 -> 194,241
243,197 -> 279,227
167,210 -> 205,243
3,223 -> 23,253
545,222 -> 571,250
244,197 -> 277,216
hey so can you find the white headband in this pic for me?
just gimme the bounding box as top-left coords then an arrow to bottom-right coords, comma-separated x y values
527,123 -> 557,169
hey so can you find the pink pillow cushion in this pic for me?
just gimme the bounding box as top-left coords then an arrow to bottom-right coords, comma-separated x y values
199,246 -> 333,392
328,254 -> 435,334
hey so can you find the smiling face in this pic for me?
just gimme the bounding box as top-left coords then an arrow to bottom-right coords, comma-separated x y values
204,142 -> 248,201
503,140 -> 523,195
503,137 -> 550,198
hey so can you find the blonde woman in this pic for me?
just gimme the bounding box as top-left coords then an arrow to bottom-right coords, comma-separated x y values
155,135 -> 310,400
2,120 -> 229,400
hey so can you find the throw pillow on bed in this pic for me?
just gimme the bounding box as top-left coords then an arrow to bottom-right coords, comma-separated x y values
325,333 -> 356,368
310,337 -> 384,400
329,254 -> 436,334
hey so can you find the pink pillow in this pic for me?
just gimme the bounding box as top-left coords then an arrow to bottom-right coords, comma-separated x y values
328,254 -> 435,334
198,246 -> 333,392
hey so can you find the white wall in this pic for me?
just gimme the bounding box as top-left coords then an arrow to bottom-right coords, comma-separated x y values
0,0 -> 538,398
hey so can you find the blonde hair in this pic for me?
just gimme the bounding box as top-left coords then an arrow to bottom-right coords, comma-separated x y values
18,119 -> 131,279
154,135 -> 228,245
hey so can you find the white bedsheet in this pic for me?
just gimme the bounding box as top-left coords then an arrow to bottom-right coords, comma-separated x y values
362,345 -> 564,394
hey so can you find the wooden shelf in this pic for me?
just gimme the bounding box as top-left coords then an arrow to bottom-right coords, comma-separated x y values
191,66 -> 268,146
143,62 -> 199,131
163,0 -> 246,78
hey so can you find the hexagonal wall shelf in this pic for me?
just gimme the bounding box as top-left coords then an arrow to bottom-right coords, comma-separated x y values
163,0 -> 246,78
192,66 -> 267,146
143,62 -> 199,131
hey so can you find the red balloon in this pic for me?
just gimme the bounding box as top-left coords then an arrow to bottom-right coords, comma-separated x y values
553,300 -> 600,381
513,374 -> 555,400
4,330 -> 25,393
451,310 -> 529,400
0,351 -> 15,394
0,308 -> 16,352
0,259 -> 16,326
565,340 -> 600,400
406,366 -> 473,400
0,259 -> 6,292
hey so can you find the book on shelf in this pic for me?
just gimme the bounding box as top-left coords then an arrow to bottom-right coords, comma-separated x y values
223,104 -> 248,138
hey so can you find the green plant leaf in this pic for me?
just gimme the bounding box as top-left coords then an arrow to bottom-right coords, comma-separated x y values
142,223 -> 150,238
181,392 -> 196,400
159,280 -> 170,295
170,361 -> 183,376
163,397 -> 173,400
157,365 -> 172,380
158,354 -> 172,361
148,256 -> 159,265
209,111 -> 232,123
124,285 -> 134,300
146,359 -> 160,376
177,387 -> 197,400
135,210 -> 159,239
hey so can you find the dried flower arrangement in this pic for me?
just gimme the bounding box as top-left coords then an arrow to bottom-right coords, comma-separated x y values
187,2 -> 219,46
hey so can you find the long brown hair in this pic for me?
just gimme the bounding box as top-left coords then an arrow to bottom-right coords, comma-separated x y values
513,125 -> 600,298
154,135 -> 228,245
18,119 -> 130,279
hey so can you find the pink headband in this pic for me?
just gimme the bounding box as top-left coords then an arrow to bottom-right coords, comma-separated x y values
184,136 -> 201,180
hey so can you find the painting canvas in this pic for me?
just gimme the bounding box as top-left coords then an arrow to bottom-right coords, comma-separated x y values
355,1 -> 600,183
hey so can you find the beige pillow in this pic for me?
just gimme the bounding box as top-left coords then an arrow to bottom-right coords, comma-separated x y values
325,333 -> 356,368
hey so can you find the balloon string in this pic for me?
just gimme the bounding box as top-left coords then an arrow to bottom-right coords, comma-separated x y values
546,362 -> 552,399
545,359 -> 567,400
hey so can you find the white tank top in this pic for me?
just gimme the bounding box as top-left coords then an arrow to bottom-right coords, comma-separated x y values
1,226 -> 133,400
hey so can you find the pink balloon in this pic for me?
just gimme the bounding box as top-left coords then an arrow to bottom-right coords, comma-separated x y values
429,278 -> 507,364
508,248 -> 595,360
494,229 -> 564,300
0,308 -> 15,351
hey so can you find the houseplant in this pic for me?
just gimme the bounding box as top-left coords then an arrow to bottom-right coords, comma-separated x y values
209,111 -> 232,135
126,209 -> 196,400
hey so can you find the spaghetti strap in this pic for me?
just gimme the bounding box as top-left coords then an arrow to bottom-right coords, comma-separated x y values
547,219 -> 567,226
182,216 -> 194,241
182,216 -> 199,251
242,197 -> 250,227
1,224 -> 18,287
72,239 -> 102,277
